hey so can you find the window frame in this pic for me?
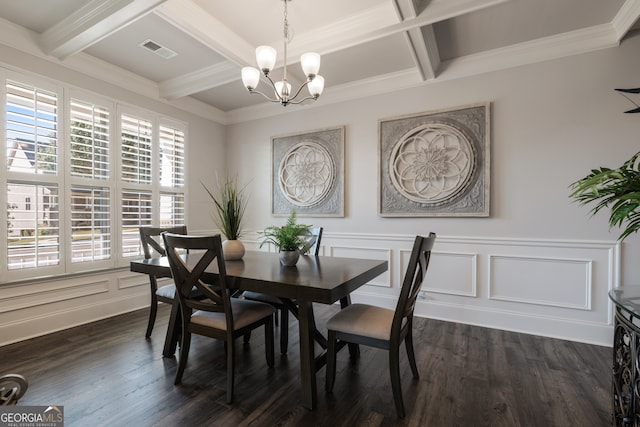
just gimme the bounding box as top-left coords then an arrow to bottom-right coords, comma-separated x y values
1,70 -> 188,283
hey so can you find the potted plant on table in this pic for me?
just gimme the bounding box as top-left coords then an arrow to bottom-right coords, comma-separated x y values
203,176 -> 248,260
259,211 -> 311,266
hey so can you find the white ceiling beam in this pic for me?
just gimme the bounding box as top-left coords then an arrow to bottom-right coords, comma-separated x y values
611,0 -> 640,41
159,61 -> 239,100
289,0 -> 511,59
39,0 -> 167,59
394,0 -> 440,81
156,0 -> 506,99
154,0 -> 255,67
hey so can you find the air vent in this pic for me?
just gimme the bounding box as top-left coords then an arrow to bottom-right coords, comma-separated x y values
139,39 -> 177,59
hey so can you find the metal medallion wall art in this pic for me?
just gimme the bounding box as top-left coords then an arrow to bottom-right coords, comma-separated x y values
272,126 -> 344,217
379,103 -> 490,217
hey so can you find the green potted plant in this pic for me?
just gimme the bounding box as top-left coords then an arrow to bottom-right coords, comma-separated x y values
259,211 -> 311,266
203,175 -> 248,260
569,151 -> 640,241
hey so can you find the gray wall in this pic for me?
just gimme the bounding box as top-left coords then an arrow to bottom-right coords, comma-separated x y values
224,32 -> 640,345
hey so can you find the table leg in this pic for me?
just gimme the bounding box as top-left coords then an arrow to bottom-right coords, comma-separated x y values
297,300 -> 317,410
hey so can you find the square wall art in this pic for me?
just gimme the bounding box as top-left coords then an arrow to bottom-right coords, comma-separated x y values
379,103 -> 490,217
272,126 -> 345,217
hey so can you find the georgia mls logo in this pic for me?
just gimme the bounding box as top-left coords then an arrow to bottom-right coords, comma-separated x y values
0,405 -> 64,427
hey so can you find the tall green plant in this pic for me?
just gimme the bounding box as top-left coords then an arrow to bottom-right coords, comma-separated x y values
203,176 -> 247,240
259,211 -> 311,251
569,151 -> 640,241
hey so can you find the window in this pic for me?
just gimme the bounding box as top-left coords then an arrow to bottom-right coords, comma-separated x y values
7,182 -> 59,270
69,99 -> 109,180
3,73 -> 187,281
69,98 -> 112,265
6,80 -> 58,175
70,186 -> 111,263
159,124 -> 185,227
6,79 -> 60,275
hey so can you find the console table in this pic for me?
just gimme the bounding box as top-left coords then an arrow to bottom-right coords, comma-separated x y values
610,286 -> 640,426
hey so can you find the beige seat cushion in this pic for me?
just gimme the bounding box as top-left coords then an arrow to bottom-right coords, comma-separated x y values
191,299 -> 275,331
156,284 -> 176,299
327,303 -> 395,341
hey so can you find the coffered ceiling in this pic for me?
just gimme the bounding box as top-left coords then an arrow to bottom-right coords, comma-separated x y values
0,0 -> 638,123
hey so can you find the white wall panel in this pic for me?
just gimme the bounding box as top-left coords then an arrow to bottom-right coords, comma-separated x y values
422,251 -> 478,297
489,255 -> 592,310
329,245 -> 391,287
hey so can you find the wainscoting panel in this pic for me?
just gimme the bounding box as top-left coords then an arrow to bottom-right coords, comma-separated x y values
421,251 -> 478,297
0,269 -> 148,346
329,245 -> 391,287
0,232 -> 620,347
317,233 -> 619,346
489,255 -> 592,310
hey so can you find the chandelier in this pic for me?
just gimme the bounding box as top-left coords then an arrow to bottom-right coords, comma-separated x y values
241,0 -> 324,107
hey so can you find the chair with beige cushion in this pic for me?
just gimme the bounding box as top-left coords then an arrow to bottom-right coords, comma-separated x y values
139,225 -> 188,338
325,233 -> 436,418
243,227 -> 323,353
162,232 -> 275,403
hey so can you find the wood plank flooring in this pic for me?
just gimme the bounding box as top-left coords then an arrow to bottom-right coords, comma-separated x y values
0,304 -> 611,426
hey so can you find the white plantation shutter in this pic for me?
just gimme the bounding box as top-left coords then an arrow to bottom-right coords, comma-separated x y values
7,182 -> 60,269
160,192 -> 185,227
159,125 -> 185,188
158,124 -> 185,228
3,76 -> 188,279
121,190 -> 152,256
70,186 -> 111,262
6,80 -> 58,174
121,114 -> 152,184
69,99 -> 109,179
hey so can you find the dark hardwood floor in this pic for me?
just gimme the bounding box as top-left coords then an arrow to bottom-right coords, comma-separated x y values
0,304 -> 611,426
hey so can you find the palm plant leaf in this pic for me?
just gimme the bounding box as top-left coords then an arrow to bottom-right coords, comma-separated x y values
569,152 -> 640,241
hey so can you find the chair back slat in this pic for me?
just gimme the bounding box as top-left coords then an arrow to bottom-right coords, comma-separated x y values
139,225 -> 187,259
299,227 -> 323,256
392,233 -> 436,335
162,233 -> 232,326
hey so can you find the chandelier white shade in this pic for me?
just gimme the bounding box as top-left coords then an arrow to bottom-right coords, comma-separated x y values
240,0 -> 324,106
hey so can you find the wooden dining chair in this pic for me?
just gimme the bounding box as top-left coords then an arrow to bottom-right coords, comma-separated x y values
243,227 -> 323,353
162,232 -> 275,403
139,225 -> 188,338
325,233 -> 436,418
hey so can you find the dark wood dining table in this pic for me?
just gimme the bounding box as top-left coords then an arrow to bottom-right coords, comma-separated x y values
130,250 -> 388,410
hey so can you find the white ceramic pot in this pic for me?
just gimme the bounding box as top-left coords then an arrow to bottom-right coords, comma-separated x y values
279,250 -> 299,267
222,239 -> 245,260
